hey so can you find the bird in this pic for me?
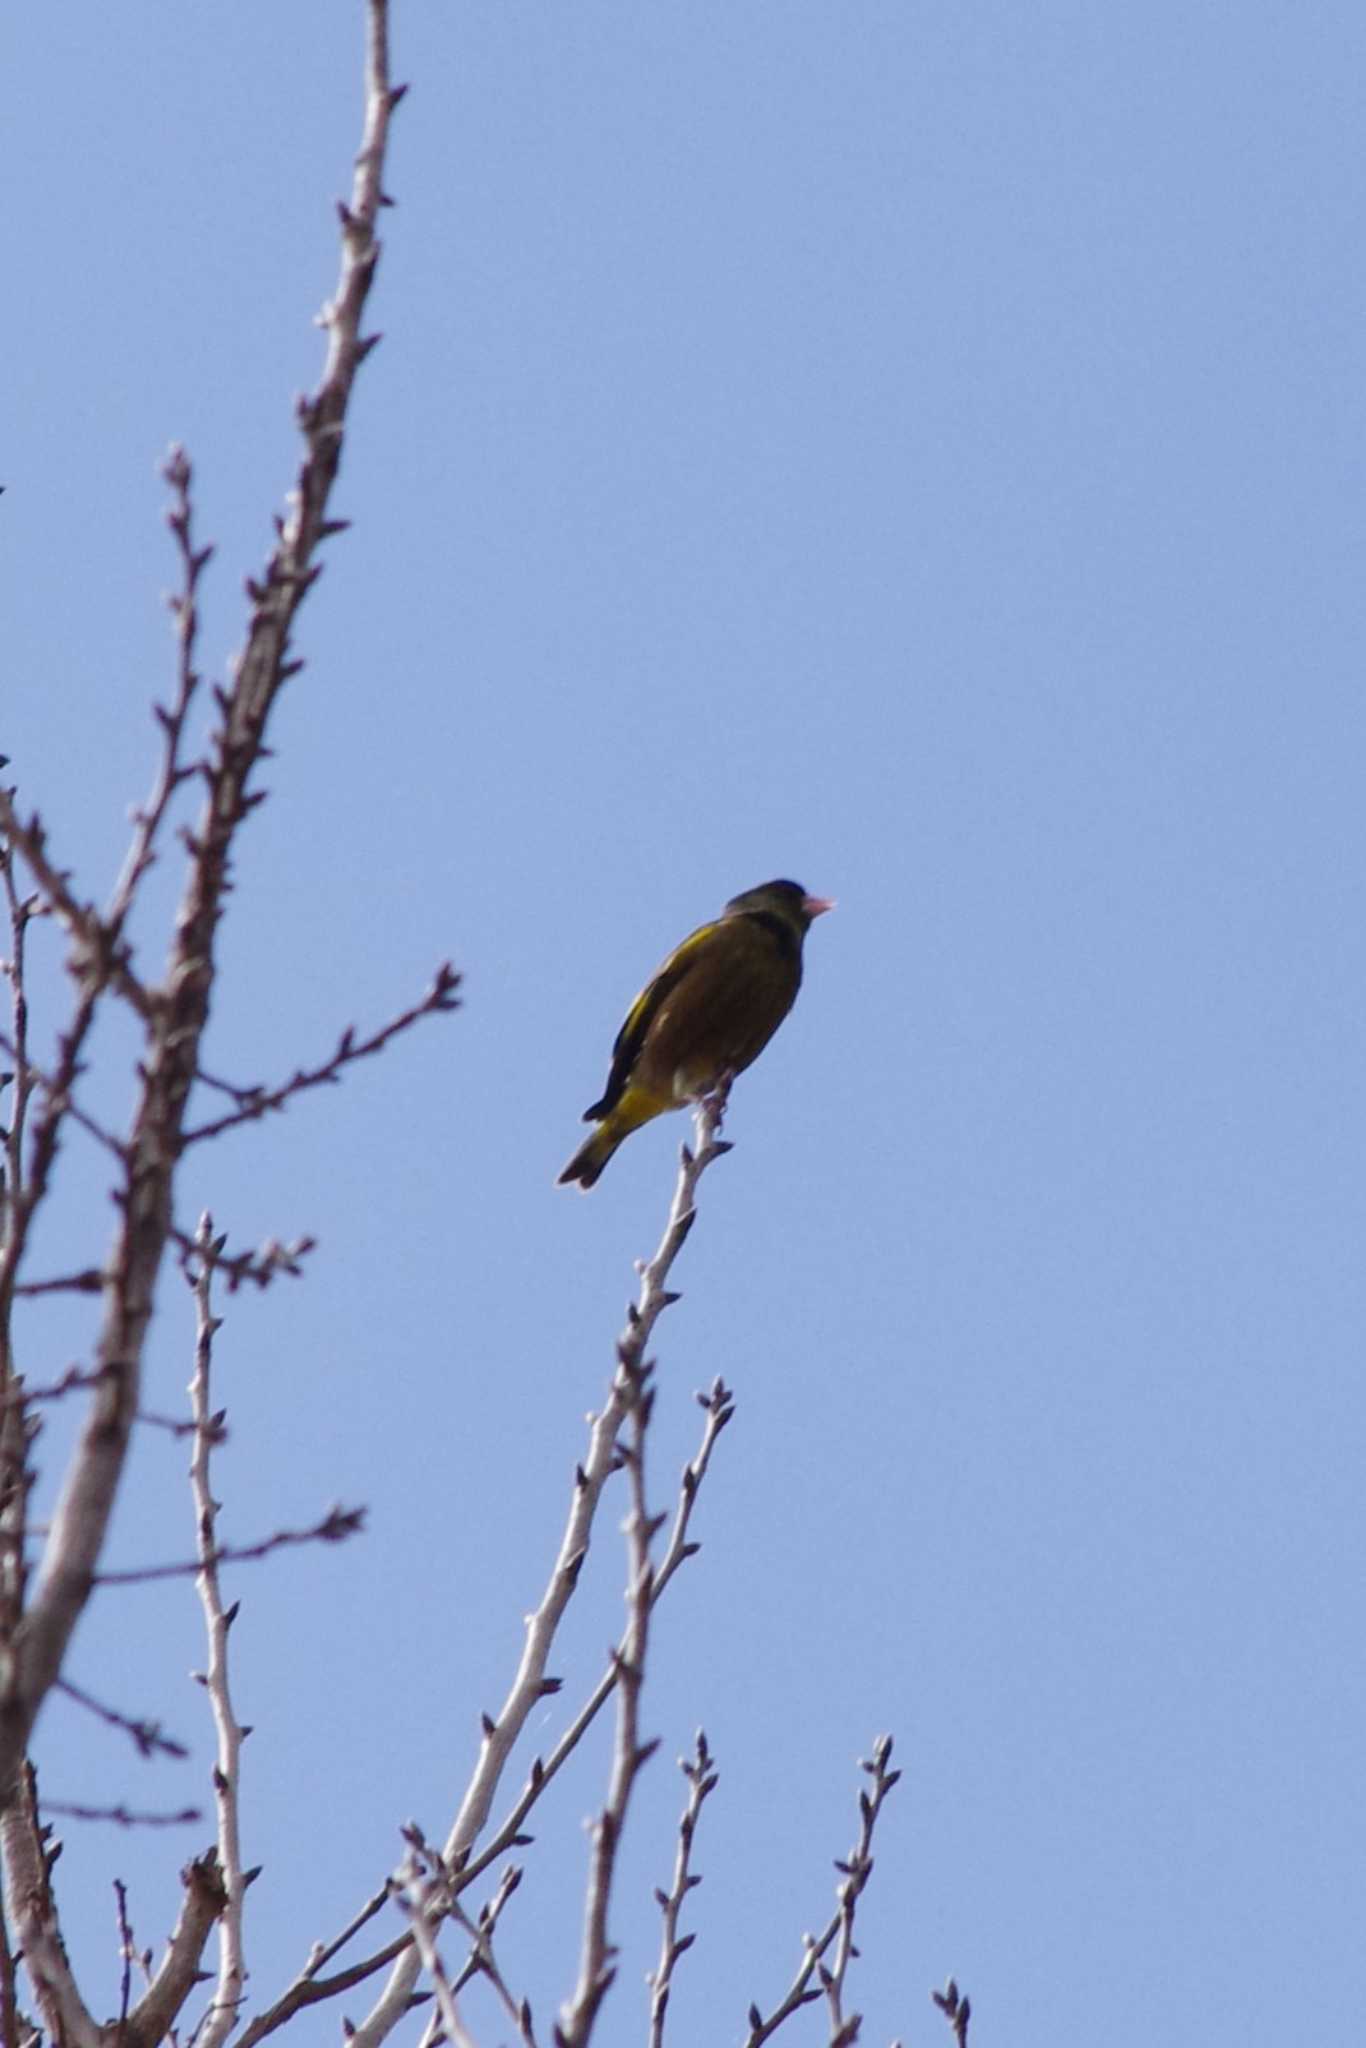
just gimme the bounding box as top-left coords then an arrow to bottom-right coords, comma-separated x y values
557,879 -> 833,1190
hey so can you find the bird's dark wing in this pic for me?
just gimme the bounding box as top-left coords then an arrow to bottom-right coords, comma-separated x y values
583,920 -> 721,1120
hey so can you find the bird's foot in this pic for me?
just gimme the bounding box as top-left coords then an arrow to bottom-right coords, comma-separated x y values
699,1070 -> 735,1132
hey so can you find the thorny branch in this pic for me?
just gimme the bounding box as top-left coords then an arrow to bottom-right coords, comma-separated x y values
742,1737 -> 902,2047
648,1731 -> 719,2048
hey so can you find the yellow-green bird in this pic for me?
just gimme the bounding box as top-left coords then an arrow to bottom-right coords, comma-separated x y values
557,879 -> 834,1190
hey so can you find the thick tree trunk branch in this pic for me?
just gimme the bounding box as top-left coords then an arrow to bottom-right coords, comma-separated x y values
118,1851 -> 228,2048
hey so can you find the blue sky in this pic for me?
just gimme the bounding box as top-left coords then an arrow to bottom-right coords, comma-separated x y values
6,3 -> 1365,2042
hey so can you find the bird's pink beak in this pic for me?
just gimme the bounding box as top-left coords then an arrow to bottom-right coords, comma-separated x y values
803,895 -> 836,918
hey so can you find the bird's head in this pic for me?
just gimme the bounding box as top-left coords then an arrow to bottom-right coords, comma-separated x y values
723,879 -> 835,935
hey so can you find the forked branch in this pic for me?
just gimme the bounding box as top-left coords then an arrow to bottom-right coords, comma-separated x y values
743,1737 -> 902,2046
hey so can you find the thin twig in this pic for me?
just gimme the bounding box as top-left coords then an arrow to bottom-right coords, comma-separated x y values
41,1801 -> 201,1828
302,1883 -> 392,1982
0,1365 -> 206,1450
0,969 -> 103,1336
114,1879 -> 152,2032
453,1374 -> 734,1906
557,1344 -> 663,2047
186,1217 -> 249,2048
0,839 -> 36,1231
0,829 -> 38,1701
648,1731 -> 719,2048
0,1034 -> 127,1166
0,796 -> 156,1022
106,446 -> 213,929
931,1980 -> 971,2048
392,1834 -> 477,2048
55,1675 -> 189,1759
255,1091 -> 736,2048
12,1269 -> 104,1299
247,1376 -> 737,2044
743,1738 -> 902,2046
95,1503 -> 365,1585
170,1226 -> 317,1294
185,964 -> 460,1145
447,1867 -> 537,2047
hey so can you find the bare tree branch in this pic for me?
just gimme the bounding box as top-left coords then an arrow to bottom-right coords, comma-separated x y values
95,1502 -> 366,1586
448,1865 -> 538,2048
114,1877 -> 152,2035
241,1371 -> 736,2046
0,1855 -> 26,2048
556,1347 -> 664,2048
55,1675 -> 190,1760
295,1881 -> 392,1989
0,904 -> 106,1343
932,1979 -> 971,2047
12,1270 -> 105,1300
0,847 -> 38,1804
263,1092 -> 735,2048
392,1832 -> 477,2048
0,1366 -> 206,1453
185,1216 -> 250,2048
648,1731 -> 719,2048
0,796 -> 157,1023
170,1226 -> 318,1294
40,1800 -> 201,1828
0,1766 -> 101,2046
0,1031 -> 129,1167
106,445 -> 213,929
0,0 -> 407,1805
742,1737 -> 902,2047
185,963 -> 461,1145
0,838 -> 37,1229
454,1374 -> 734,1908
121,1850 -> 229,2048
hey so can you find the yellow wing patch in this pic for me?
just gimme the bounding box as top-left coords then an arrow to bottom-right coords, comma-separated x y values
585,919 -> 722,1121
612,921 -> 720,1058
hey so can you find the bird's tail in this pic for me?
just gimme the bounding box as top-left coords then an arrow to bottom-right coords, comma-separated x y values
556,1087 -> 666,1190
556,1123 -> 624,1190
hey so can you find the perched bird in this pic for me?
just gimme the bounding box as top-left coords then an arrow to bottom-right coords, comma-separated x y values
557,879 -> 833,1190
